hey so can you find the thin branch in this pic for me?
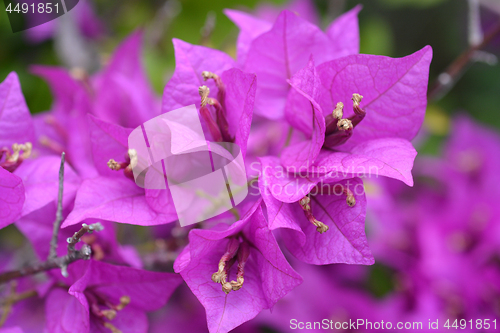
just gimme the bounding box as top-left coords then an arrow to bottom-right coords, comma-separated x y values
146,0 -> 182,47
49,152 -> 65,260
200,11 -> 216,46
428,21 -> 500,101
0,223 -> 103,285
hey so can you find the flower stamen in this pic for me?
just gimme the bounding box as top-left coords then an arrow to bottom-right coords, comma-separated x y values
87,292 -> 130,333
333,184 -> 356,207
299,196 -> 329,234
324,93 -> 365,148
0,142 -> 32,172
199,85 -> 223,142
201,71 -> 226,103
107,150 -> 136,180
212,237 -> 240,284
230,242 -> 249,291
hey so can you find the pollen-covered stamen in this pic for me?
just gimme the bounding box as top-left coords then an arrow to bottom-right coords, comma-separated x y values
299,196 -> 329,234
221,257 -> 236,294
332,184 -> 356,207
100,309 -> 117,320
199,86 -> 223,142
199,85 -> 210,108
332,102 -> 344,120
0,142 -> 32,172
324,93 -> 365,149
202,71 -> 226,104
212,237 -> 240,284
107,159 -> 126,171
107,150 -> 136,180
337,118 -> 353,131
87,292 -> 130,332
199,74 -> 233,142
230,241 -> 250,291
114,296 -> 131,311
349,93 -> 366,127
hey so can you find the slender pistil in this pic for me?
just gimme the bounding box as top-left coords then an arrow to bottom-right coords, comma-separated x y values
299,196 -> 329,234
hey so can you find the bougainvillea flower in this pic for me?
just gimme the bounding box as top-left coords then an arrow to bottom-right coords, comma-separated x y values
0,72 -> 34,228
174,201 -> 303,333
92,31 -> 159,129
0,166 -> 24,229
1,73 -> 80,230
162,39 -> 257,157
279,46 -> 433,187
0,71 -> 33,214
258,156 -> 373,265
226,6 -> 362,119
0,274 -> 47,333
364,115 -> 500,322
43,259 -> 181,333
30,31 -> 157,179
255,259 -> 381,331
62,115 -> 178,227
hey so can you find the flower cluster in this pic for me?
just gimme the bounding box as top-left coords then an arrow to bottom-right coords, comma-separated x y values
0,1 -> 438,332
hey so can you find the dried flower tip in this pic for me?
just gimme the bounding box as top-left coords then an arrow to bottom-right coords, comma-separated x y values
222,282 -> 233,294
202,71 -> 219,81
231,276 -> 244,291
337,119 -> 353,131
199,85 -> 210,107
20,142 -> 32,159
211,271 -> 225,284
111,295 -> 131,311
212,238 -> 240,283
117,296 -> 131,309
299,196 -> 311,210
332,102 -> 344,120
6,142 -> 32,162
103,322 -> 123,333
107,159 -> 122,171
101,309 -> 117,320
313,219 -> 329,234
343,186 -> 356,207
352,93 -> 363,107
227,242 -> 249,292
346,195 -> 356,207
